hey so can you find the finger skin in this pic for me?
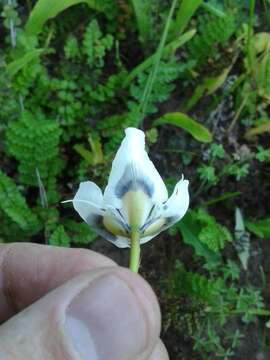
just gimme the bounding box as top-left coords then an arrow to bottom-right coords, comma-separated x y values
0,243 -> 116,323
149,340 -> 170,360
0,267 -> 161,360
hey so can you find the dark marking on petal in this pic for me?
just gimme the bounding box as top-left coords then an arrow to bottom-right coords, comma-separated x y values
163,216 -> 178,228
139,205 -> 156,233
147,204 -> 155,219
115,164 -> 154,198
87,214 -> 117,242
116,209 -> 131,233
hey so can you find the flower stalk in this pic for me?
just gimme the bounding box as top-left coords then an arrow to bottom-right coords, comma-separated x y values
129,230 -> 141,273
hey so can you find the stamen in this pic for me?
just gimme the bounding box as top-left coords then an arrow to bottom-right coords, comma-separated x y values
140,205 -> 159,233
115,208 -> 131,234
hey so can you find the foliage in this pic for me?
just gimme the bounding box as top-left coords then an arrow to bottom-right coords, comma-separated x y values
82,19 -> 113,68
178,209 -> 232,265
163,260 -> 267,359
246,217 -> 270,238
129,58 -> 193,114
129,0 -> 151,47
49,225 -> 71,247
6,110 -> 62,202
172,0 -> 203,36
25,0 -> 106,35
0,170 -> 41,234
196,208 -> 232,252
155,112 -> 213,143
187,11 -> 236,68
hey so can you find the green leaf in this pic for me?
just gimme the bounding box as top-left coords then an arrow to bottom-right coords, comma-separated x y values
88,134 -> 104,165
255,52 -> 270,100
130,0 -> 151,47
201,2 -> 226,17
178,212 -> 220,265
49,225 -> 71,247
6,49 -> 44,76
245,120 -> 270,138
196,208 -> 232,252
73,144 -> 93,165
0,170 -> 41,234
25,0 -> 105,36
203,66 -> 232,95
155,112 -> 213,143
173,0 -> 203,35
246,217 -> 270,238
64,220 -> 97,244
184,66 -> 232,110
253,32 -> 270,54
202,191 -> 241,206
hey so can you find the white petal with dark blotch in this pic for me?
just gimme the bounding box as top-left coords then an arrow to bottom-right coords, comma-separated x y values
103,128 -> 168,210
137,178 -> 189,244
71,182 -> 130,248
162,177 -> 189,225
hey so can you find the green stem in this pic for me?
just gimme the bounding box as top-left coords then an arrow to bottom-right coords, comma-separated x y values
201,2 -> 225,18
231,308 -> 270,316
129,230 -> 141,273
207,307 -> 270,316
247,0 -> 256,72
139,0 -> 178,122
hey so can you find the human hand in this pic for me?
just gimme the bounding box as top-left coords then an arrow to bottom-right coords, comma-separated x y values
0,243 -> 169,359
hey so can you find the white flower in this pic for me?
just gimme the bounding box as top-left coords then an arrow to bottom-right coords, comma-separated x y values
64,128 -> 189,248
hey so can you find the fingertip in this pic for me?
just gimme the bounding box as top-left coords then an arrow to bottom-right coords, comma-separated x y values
110,267 -> 161,357
64,267 -> 161,360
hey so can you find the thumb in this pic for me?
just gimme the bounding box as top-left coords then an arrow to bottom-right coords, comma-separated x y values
0,267 -> 161,360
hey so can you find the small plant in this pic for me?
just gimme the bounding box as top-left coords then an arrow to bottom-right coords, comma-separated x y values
162,259 -> 269,359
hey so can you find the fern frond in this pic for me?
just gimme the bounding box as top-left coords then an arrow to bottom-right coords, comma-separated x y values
49,225 -> 70,247
165,261 -> 223,303
63,220 -> 97,245
82,20 -> 113,68
0,170 -> 41,234
6,111 -> 62,197
97,109 -> 140,153
196,208 -> 232,252
187,12 -> 236,66
129,58 -> 194,114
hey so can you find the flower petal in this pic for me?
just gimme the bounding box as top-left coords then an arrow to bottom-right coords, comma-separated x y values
70,182 -> 130,248
104,128 -> 168,211
138,177 -> 189,242
162,177 -> 189,225
72,181 -> 105,222
90,214 -> 130,248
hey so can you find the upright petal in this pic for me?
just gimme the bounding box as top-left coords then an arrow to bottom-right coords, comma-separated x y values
140,176 -> 189,239
162,177 -> 189,225
103,128 -> 168,228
